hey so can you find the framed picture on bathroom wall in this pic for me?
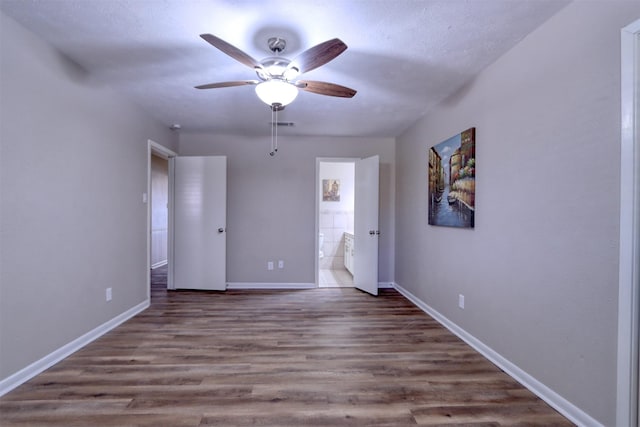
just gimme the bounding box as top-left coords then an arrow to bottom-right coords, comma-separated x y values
322,179 -> 340,201
428,127 -> 475,228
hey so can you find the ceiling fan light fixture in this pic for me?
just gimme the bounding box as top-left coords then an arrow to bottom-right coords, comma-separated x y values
255,79 -> 298,107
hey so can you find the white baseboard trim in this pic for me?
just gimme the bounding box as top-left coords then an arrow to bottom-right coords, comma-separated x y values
0,299 -> 149,397
225,282 -> 393,290
392,282 -> 603,427
151,260 -> 167,269
226,282 -> 316,290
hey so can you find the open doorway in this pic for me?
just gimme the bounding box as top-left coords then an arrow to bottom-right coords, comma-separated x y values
146,140 -> 177,300
150,154 -> 169,270
150,153 -> 169,298
317,159 -> 355,288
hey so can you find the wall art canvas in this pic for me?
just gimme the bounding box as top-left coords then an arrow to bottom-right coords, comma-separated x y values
428,127 -> 475,228
322,179 -> 340,201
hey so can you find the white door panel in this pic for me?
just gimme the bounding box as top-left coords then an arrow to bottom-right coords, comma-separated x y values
354,155 -> 379,296
171,156 -> 227,291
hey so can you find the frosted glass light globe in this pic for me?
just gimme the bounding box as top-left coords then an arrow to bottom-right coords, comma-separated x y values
255,80 -> 298,106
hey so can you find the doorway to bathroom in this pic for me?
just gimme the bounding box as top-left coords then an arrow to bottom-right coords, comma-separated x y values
317,159 -> 356,288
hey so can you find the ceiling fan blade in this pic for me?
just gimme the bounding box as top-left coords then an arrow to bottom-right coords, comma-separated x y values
290,38 -> 347,74
195,80 -> 259,89
200,34 -> 260,69
297,80 -> 357,98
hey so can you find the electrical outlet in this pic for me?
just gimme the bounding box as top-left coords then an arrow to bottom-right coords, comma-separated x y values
458,294 -> 465,309
267,261 -> 274,271
278,260 -> 284,269
106,288 -> 112,302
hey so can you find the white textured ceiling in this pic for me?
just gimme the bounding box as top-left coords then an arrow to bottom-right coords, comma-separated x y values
0,0 -> 570,137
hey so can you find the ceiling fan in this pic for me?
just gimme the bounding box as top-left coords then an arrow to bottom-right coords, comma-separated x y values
195,34 -> 357,110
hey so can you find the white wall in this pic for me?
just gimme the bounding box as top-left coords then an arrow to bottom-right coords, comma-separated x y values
394,2 -> 640,425
0,11 -> 177,381
178,134 -> 395,285
150,155 -> 169,268
319,161 -> 355,270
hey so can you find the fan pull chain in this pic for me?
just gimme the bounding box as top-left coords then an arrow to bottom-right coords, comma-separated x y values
274,107 -> 278,154
270,107 -> 275,156
269,104 -> 280,157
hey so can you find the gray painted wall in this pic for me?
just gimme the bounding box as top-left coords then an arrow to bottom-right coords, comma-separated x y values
395,2 -> 640,425
0,12 -> 177,380
2,1 -> 636,423
178,134 -> 395,285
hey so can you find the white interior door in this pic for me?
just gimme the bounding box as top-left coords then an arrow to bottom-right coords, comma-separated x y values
354,155 -> 379,296
170,156 -> 227,290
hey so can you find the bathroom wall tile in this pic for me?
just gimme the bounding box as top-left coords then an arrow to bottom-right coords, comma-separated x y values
324,241 -> 335,257
322,242 -> 333,255
346,213 -> 355,232
332,230 -> 341,243
319,210 -> 355,275
333,213 -> 347,229
320,257 -> 333,269
326,240 -> 342,257
320,228 -> 333,242
320,213 -> 333,228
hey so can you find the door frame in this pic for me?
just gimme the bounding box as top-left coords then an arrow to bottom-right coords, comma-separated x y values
617,18 -> 640,427
147,140 -> 177,298
315,157 -> 358,287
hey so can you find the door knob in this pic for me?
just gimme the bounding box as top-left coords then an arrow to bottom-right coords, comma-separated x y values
376,230 -> 380,235
369,230 -> 375,235
218,228 -> 225,233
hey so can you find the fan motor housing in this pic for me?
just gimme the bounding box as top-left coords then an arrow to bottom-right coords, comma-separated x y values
256,57 -> 296,81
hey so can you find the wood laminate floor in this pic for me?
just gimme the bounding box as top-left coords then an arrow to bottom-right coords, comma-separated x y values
0,267 -> 573,426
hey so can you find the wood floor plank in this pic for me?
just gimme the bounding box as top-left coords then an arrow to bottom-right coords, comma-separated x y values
0,267 -> 574,426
